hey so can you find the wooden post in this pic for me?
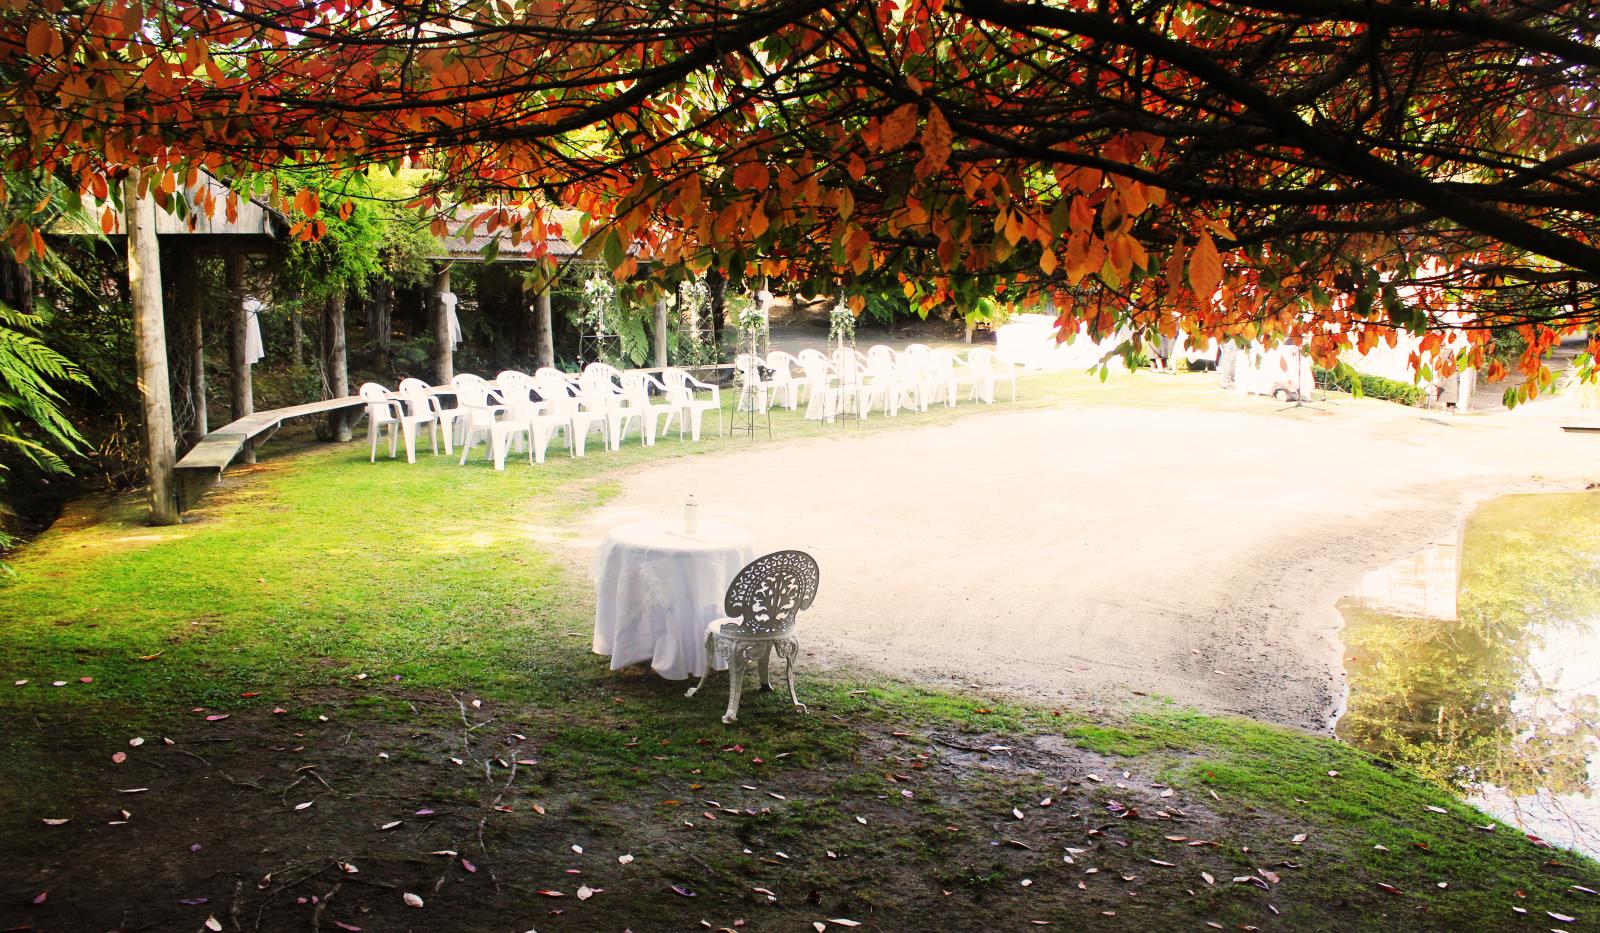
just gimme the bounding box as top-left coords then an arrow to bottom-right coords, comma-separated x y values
534,286 -> 555,369
178,255 -> 207,445
654,293 -> 669,367
226,251 -> 255,463
431,264 -> 453,383
324,291 -> 350,441
124,170 -> 180,526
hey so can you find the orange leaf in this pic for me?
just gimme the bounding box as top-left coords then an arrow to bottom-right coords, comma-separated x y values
918,105 -> 952,173
338,200 -> 354,221
732,162 -> 770,192
1039,248 -> 1058,276
880,103 -> 919,152
100,206 -> 116,234
1188,230 -> 1221,300
26,22 -> 53,58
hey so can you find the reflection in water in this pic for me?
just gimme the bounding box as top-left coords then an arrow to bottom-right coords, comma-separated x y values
1339,492 -> 1600,858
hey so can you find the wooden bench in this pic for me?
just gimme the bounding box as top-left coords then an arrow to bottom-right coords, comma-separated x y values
174,396 -> 368,510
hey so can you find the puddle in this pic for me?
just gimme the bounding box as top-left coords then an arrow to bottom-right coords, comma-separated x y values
1338,492 -> 1600,858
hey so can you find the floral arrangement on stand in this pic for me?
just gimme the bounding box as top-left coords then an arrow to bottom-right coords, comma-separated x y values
828,299 -> 856,348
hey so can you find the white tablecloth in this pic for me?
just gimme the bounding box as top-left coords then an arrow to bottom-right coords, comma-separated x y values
592,518 -> 756,680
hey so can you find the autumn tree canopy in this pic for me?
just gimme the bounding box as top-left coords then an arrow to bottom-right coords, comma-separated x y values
3,0 -> 1598,393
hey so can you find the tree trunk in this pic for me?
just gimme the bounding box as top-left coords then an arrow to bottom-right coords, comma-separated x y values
178,253 -> 207,446
707,267 -> 726,357
125,170 -> 180,525
534,287 -> 554,369
226,251 -> 255,463
368,280 -> 392,355
431,265 -> 453,383
0,247 -> 32,314
290,307 -> 304,366
654,293 -> 669,367
324,291 -> 350,441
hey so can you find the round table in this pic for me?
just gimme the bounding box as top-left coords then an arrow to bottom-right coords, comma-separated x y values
592,518 -> 756,680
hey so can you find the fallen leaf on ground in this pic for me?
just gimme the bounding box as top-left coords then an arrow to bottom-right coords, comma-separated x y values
672,884 -> 696,897
618,854 -> 633,865
111,751 -> 126,764
294,801 -> 313,811
205,916 -> 222,931
403,892 -> 424,908
41,818 -> 69,826
577,885 -> 594,900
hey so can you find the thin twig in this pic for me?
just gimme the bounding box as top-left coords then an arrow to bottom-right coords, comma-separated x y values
310,882 -> 340,933
173,749 -> 266,790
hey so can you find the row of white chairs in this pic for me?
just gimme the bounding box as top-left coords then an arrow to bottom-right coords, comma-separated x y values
734,344 -> 1018,421
358,364 -> 725,469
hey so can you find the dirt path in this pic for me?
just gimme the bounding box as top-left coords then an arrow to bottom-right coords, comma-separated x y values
572,376 -> 1600,732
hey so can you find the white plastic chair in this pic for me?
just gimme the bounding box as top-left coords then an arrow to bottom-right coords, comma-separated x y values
536,370 -> 610,457
928,348 -> 968,408
440,374 -> 489,450
969,347 -> 1018,401
620,371 -> 679,445
358,382 -> 402,462
396,378 -> 446,462
966,348 -> 1003,404
734,353 -> 776,412
578,366 -> 633,450
485,381 -> 569,469
662,368 -> 724,441
685,550 -> 820,724
764,351 -> 802,410
794,349 -> 829,408
831,348 -> 865,418
455,379 -> 509,465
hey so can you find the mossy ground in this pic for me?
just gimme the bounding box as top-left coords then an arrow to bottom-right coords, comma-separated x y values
0,371 -> 1593,931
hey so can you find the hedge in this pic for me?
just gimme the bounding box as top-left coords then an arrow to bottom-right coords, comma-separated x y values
1314,366 -> 1426,406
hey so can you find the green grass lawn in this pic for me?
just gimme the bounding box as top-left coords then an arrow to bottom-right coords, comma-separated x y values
0,370 -> 1592,932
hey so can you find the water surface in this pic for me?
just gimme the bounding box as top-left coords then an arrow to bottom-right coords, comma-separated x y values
1339,492 -> 1600,857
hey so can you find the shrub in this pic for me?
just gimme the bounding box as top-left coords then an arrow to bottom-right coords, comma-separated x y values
1315,365 -> 1426,406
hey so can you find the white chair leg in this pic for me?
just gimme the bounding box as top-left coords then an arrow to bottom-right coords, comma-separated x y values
686,633 -> 716,699
722,652 -> 746,724
778,641 -> 805,713
689,408 -> 703,442
491,431 -> 509,471
369,423 -> 379,462
387,423 -> 399,458
757,644 -> 774,691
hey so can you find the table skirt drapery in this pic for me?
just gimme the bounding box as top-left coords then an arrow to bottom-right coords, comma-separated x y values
592,519 -> 756,680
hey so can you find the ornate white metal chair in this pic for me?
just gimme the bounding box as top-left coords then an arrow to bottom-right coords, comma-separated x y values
686,550 -> 820,724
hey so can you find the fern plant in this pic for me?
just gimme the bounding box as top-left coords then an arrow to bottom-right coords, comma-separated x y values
0,302 -> 89,471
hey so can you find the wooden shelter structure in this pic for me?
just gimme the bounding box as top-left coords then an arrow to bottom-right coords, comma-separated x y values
53,172 -> 289,521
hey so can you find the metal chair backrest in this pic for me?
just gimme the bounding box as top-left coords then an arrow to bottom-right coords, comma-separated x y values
722,550 -> 820,637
